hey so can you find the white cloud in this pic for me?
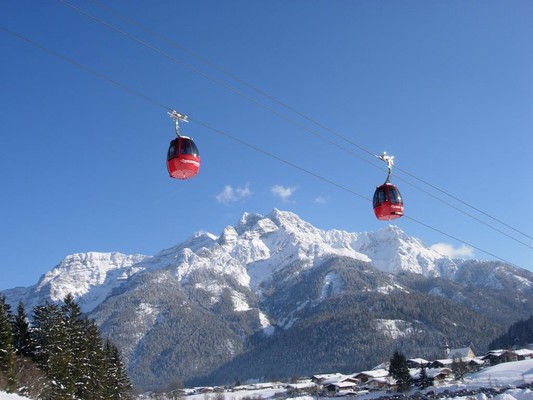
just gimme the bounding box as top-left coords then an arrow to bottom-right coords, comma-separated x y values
430,243 -> 474,258
315,196 -> 327,204
216,184 -> 252,205
271,185 -> 297,202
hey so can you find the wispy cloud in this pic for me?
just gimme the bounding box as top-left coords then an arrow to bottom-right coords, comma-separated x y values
315,196 -> 327,204
430,243 -> 474,258
271,185 -> 297,202
215,184 -> 252,205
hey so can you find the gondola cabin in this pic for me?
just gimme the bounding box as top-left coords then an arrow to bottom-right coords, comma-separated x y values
167,136 -> 200,180
373,183 -> 404,221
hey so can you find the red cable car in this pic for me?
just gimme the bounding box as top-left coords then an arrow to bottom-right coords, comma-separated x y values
373,153 -> 404,221
167,136 -> 200,179
373,182 -> 404,221
166,110 -> 200,180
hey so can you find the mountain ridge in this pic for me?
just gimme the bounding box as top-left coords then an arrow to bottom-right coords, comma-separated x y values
2,209 -> 532,390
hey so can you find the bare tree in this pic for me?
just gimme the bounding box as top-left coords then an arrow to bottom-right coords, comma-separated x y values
451,356 -> 469,382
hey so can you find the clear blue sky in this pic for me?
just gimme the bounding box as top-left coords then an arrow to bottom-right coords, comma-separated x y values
1,0 -> 532,290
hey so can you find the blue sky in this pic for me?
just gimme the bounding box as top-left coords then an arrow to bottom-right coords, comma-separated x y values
1,0 -> 532,290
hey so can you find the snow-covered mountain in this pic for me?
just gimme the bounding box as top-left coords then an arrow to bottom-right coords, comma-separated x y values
1,210 -> 444,312
3,209 -> 533,390
3,251 -> 148,312
4,209 -> 528,313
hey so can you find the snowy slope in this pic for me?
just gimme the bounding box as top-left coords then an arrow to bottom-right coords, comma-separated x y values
466,359 -> 533,387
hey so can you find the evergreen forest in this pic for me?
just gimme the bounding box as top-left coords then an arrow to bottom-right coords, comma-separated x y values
0,294 -> 132,399
488,315 -> 533,350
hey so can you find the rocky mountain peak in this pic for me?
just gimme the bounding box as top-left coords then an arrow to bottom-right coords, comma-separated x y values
219,226 -> 239,246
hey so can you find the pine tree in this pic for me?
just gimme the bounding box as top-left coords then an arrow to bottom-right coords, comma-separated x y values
103,339 -> 133,399
389,350 -> 411,392
0,296 -> 16,392
78,319 -> 107,400
32,300 -> 73,399
61,293 -> 86,397
12,302 -> 33,357
418,365 -> 431,389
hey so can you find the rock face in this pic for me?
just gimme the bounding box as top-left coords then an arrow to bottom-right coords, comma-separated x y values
3,209 -> 533,391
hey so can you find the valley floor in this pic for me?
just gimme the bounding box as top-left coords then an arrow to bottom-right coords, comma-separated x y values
2,360 -> 532,400
178,359 -> 533,400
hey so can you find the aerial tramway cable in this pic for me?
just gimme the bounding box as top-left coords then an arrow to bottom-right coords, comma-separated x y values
0,25 -> 527,270
55,0 -> 533,246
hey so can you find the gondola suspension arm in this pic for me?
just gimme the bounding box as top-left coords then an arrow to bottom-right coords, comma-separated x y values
377,152 -> 394,184
168,110 -> 189,138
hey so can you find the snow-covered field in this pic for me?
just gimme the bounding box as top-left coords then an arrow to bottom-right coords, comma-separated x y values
2,359 -> 533,400
0,394 -> 28,400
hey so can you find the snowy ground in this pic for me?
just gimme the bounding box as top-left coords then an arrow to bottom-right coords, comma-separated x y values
182,360 -> 533,400
0,394 -> 28,400
2,359 -> 533,400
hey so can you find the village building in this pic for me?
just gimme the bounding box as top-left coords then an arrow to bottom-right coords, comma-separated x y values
365,376 -> 396,392
311,373 -> 345,385
430,358 -> 454,368
481,349 -> 518,365
407,358 -> 430,368
353,368 -> 389,384
466,358 -> 485,371
514,349 -> 533,360
410,367 -> 453,387
323,379 -> 358,395
481,348 -> 533,365
448,346 -> 475,359
427,368 -> 453,386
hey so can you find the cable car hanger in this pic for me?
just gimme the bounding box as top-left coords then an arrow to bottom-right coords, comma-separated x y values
377,152 -> 394,184
168,110 -> 189,137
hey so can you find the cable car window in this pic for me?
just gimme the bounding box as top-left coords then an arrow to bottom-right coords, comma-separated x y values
390,188 -> 402,204
389,189 -> 398,204
168,142 -> 179,159
374,188 -> 387,206
180,139 -> 191,155
190,140 -> 199,156
180,139 -> 199,156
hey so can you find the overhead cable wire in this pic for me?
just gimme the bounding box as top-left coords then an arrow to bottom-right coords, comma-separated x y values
85,0 -> 533,242
0,25 -> 370,205
85,0 -> 377,161
390,177 -> 533,250
397,168 -> 533,241
0,27 -> 171,111
402,215 -> 519,268
58,0 -> 533,245
0,26 -> 525,270
54,0 -> 376,170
